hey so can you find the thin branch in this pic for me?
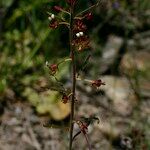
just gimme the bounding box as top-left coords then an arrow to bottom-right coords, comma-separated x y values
76,0 -> 101,17
60,10 -> 71,15
72,130 -> 81,142
59,22 -> 70,28
57,58 -> 72,66
76,76 -> 93,83
83,133 -> 92,150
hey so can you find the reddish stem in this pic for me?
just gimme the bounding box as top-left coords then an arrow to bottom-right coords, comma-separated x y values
69,4 -> 76,150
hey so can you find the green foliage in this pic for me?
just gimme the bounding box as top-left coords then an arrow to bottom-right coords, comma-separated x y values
0,0 -> 68,94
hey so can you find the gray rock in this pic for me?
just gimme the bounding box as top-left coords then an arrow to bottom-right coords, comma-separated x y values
100,35 -> 123,72
100,76 -> 137,116
120,51 -> 150,97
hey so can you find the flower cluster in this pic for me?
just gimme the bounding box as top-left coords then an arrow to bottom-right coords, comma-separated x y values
73,19 -> 87,32
48,13 -> 59,29
48,3 -> 92,51
72,35 -> 90,51
72,19 -> 90,51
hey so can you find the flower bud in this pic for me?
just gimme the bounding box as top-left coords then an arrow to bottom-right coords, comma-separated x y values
91,79 -> 105,88
84,12 -> 93,20
49,20 -> 59,29
48,16 -> 52,21
49,64 -> 58,75
79,32 -> 84,36
61,94 -> 69,104
53,6 -> 63,12
51,14 -> 55,19
76,33 -> 80,37
45,61 -> 49,66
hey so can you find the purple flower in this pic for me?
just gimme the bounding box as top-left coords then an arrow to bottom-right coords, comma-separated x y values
112,1 -> 120,9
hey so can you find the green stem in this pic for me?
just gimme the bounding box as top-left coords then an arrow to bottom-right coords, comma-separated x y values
69,5 -> 76,150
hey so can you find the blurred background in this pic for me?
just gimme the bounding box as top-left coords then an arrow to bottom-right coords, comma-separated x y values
0,0 -> 150,149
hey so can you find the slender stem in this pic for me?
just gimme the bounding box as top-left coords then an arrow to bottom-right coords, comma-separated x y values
84,133 -> 92,150
59,22 -> 70,25
57,58 -> 72,66
72,130 -> 81,142
76,76 -> 93,83
69,5 -> 76,150
76,0 -> 101,17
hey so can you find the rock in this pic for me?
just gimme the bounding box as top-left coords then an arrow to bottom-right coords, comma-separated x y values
78,104 -> 99,117
4,88 -> 15,100
100,35 -> 123,72
96,116 -> 131,138
120,51 -> 150,97
120,51 -> 149,75
44,140 -> 66,150
100,76 -> 137,116
23,88 -> 70,121
134,31 -> 150,50
6,117 -> 21,126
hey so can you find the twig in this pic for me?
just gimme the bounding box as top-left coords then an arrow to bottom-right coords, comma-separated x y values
83,133 -> 92,150
72,130 -> 81,141
76,0 -> 101,17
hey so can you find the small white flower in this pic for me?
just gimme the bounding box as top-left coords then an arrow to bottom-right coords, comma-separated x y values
45,61 -> 49,66
48,14 -> 55,21
76,32 -> 84,38
76,33 -> 80,37
79,32 -> 84,36
51,14 -> 55,19
48,16 -> 52,21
